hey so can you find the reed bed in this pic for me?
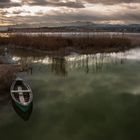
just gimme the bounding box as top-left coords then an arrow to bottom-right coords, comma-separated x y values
0,34 -> 132,53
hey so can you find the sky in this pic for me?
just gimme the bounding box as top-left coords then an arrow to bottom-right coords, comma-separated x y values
0,0 -> 140,26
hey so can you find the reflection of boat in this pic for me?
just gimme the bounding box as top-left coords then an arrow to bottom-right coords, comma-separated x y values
10,77 -> 33,112
12,100 -> 33,121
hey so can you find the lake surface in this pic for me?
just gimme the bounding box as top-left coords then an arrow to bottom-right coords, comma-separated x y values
1,48 -> 140,139
1,32 -> 140,38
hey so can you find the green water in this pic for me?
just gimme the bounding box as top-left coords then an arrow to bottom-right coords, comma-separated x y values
1,49 -> 140,139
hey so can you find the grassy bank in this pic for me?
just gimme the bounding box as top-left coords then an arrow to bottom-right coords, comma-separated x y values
0,35 -> 132,54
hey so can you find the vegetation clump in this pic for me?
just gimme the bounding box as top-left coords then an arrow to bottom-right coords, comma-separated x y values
0,34 -> 132,53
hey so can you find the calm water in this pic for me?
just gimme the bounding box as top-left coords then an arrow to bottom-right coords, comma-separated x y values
1,32 -> 140,38
1,48 -> 140,139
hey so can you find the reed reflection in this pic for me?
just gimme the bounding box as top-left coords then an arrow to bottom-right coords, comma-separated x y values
51,57 -> 67,76
66,53 -> 126,74
11,49 -> 127,76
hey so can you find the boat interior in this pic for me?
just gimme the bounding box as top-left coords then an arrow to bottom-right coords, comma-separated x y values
12,81 -> 31,103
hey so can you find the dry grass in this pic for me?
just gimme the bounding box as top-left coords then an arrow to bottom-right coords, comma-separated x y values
0,34 -> 132,53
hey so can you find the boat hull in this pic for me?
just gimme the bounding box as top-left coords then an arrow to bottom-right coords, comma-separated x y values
12,100 -> 33,121
14,100 -> 32,112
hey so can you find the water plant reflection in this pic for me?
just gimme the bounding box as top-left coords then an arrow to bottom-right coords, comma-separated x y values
51,57 -> 67,76
11,49 -> 131,76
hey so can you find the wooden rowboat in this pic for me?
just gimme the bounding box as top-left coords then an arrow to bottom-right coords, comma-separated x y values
10,77 -> 33,112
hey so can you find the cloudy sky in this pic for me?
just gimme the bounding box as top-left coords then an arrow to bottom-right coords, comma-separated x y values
0,0 -> 140,26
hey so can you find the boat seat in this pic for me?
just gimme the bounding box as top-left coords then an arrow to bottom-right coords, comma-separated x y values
11,90 -> 31,93
17,86 -> 25,103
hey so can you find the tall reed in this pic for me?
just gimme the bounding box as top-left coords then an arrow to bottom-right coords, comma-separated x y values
0,34 -> 132,53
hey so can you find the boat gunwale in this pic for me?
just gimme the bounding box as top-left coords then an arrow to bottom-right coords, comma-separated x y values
10,78 -> 33,106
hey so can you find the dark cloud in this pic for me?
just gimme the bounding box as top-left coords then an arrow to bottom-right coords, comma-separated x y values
22,0 -> 140,5
0,0 -> 10,2
84,0 -> 140,4
0,0 -> 21,8
0,0 -> 139,9
22,0 -> 84,8
22,0 -> 85,8
51,1 -> 84,8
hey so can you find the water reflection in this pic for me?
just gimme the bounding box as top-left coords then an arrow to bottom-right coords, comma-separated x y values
51,57 -> 67,76
1,32 -> 140,38
0,91 -> 10,109
11,49 -> 132,76
12,100 -> 33,121
19,57 -> 33,74
1,48 -> 140,139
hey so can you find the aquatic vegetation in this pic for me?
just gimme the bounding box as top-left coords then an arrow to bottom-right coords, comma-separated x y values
0,35 -> 132,54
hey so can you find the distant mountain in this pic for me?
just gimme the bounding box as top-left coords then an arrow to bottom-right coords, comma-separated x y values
63,21 -> 95,27
1,22 -> 140,32
60,23 -> 140,32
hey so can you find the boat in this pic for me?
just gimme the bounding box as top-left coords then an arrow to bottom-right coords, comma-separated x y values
10,77 -> 33,112
12,100 -> 33,121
